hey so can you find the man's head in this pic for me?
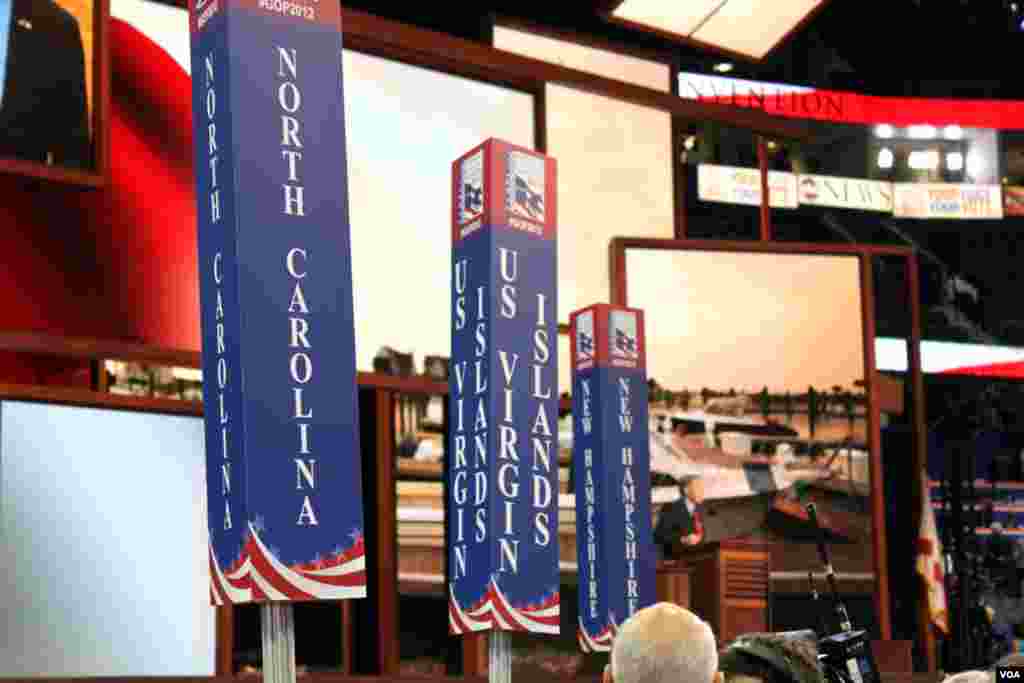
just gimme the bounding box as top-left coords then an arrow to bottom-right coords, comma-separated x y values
942,670 -> 992,683
604,602 -> 720,683
680,476 -> 706,505
994,653 -> 1024,670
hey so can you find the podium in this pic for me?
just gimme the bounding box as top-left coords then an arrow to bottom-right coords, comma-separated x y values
656,538 -> 770,643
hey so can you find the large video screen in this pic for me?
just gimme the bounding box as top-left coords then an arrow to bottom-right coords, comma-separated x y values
0,400 -> 214,677
619,247 -> 877,592
0,0 -> 97,171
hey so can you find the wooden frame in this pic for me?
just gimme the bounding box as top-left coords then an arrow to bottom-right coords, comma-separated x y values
597,0 -> 834,64
142,2 -> 802,336
607,237 -> 929,644
157,1 -> 807,141
0,0 -> 111,187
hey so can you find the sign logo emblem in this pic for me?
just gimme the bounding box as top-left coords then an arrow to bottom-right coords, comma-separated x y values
609,311 -> 638,361
799,176 -> 818,202
459,150 -> 484,223
506,151 -> 546,223
576,311 -> 595,363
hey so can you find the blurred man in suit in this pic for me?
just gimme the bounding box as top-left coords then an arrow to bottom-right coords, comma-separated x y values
0,0 -> 91,168
654,475 -> 706,558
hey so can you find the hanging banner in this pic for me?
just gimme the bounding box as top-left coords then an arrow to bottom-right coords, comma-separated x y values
893,183 -> 1004,219
448,139 -> 560,635
697,164 -> 799,209
570,304 -> 655,652
797,174 -> 893,212
189,0 -> 366,604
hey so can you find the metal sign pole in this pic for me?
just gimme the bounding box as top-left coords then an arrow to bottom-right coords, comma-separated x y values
489,631 -> 512,683
262,603 -> 297,683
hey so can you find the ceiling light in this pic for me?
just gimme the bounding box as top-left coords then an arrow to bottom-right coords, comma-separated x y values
611,1 -> 726,39
713,62 -> 734,73
908,149 -> 940,170
943,125 -> 964,140
946,152 -> 964,171
908,125 -> 937,139
877,148 -> 894,169
609,0 -> 825,60
684,135 -> 697,151
967,151 -> 985,176
875,124 -> 894,139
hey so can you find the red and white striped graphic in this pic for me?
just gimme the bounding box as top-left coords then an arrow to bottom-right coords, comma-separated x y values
449,578 -> 560,635
209,524 -> 366,604
875,338 -> 1024,378
578,617 -> 617,653
209,544 -> 252,605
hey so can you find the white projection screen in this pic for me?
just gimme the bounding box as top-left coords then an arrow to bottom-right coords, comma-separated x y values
0,401 -> 214,677
546,84 -> 675,323
623,249 -> 865,393
343,52 -> 535,373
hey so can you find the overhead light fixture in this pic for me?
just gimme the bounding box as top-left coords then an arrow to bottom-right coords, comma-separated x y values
908,149 -> 940,170
874,124 -> 895,139
713,62 -> 734,73
877,148 -> 894,170
946,152 -> 964,171
943,125 -> 964,140
684,135 -> 698,151
967,151 -> 985,176
908,125 -> 937,139
607,0 -> 826,60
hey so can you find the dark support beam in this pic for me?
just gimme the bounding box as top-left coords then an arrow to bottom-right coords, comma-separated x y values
757,137 -> 772,241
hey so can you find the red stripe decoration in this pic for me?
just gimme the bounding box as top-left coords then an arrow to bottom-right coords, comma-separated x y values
208,543 -> 252,605
939,360 -> 1024,378
694,90 -> 1024,130
578,619 -> 615,653
208,526 -> 366,604
245,534 -> 315,601
449,579 -> 560,634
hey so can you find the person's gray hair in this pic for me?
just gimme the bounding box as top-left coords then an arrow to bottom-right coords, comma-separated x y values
611,602 -> 718,683
942,670 -> 993,683
994,653 -> 1024,670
